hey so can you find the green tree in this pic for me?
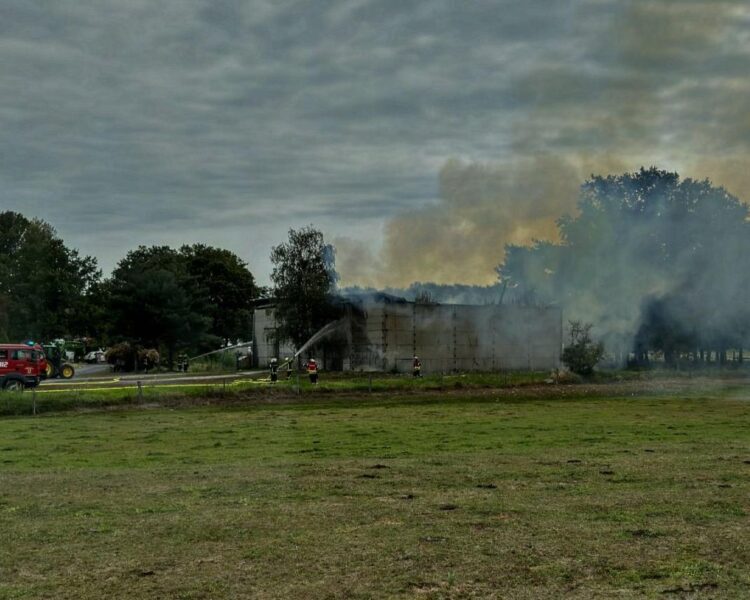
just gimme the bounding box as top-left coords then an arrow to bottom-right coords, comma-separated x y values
180,244 -> 257,344
0,211 -> 99,342
270,226 -> 338,349
106,246 -> 212,366
71,279 -> 113,345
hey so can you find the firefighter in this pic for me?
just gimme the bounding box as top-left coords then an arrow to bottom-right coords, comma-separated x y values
413,355 -> 422,377
270,358 -> 278,383
286,358 -> 294,380
177,352 -> 189,372
307,358 -> 318,384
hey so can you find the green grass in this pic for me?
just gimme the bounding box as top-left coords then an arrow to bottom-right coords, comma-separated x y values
188,352 -> 243,373
0,371 -> 554,417
1,389 -> 749,598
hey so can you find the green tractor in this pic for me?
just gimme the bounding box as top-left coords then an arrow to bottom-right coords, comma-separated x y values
42,342 -> 76,380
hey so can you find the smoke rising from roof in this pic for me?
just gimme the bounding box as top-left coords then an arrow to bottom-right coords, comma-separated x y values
335,155 -> 625,288
335,157 -> 578,287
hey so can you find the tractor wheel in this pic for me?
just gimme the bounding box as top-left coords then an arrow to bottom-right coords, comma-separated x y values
61,364 -> 75,379
46,363 -> 55,378
3,379 -> 24,392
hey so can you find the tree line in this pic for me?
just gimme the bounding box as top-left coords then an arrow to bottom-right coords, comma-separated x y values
0,213 -> 338,368
0,212 -> 259,365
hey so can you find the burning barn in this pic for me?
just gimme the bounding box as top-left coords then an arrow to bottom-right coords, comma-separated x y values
252,294 -> 562,373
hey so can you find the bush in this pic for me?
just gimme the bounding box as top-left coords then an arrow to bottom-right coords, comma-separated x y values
138,348 -> 160,371
106,342 -> 135,372
106,344 -> 159,372
562,321 -> 605,376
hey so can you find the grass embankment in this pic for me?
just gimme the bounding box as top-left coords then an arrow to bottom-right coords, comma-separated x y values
1,391 -> 749,598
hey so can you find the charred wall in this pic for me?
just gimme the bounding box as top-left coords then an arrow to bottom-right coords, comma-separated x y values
354,303 -> 562,373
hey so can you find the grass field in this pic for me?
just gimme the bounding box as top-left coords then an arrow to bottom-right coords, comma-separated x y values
1,386 -> 749,598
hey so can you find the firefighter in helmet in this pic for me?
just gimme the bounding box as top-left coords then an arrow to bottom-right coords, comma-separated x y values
286,358 -> 294,380
413,355 -> 422,377
307,358 -> 318,384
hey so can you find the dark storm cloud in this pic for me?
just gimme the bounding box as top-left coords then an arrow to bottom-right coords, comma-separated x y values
0,1 -> 747,284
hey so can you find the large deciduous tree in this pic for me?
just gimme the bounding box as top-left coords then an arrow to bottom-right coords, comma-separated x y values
180,244 -> 257,345
105,244 -> 258,365
0,211 -> 99,342
106,246 -> 213,365
270,226 -> 339,349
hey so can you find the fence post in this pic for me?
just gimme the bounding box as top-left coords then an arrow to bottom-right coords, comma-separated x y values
32,388 -> 36,416
137,380 -> 143,402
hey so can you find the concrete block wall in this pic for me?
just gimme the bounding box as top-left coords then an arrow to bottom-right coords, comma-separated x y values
252,306 -> 295,368
352,303 -> 561,373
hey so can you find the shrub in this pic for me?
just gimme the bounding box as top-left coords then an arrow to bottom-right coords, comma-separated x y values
106,342 -> 135,372
138,348 -> 160,371
562,321 -> 605,375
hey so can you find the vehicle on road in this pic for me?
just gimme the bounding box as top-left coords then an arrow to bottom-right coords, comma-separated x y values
84,349 -> 106,364
42,343 -> 76,379
0,343 -> 46,390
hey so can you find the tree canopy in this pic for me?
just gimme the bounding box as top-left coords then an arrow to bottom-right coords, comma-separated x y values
0,211 -> 99,342
105,244 -> 258,364
270,226 -> 339,349
180,244 -> 258,344
106,246 -> 213,364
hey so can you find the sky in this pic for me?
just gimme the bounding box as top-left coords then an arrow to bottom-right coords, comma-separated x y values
1,1 -> 748,287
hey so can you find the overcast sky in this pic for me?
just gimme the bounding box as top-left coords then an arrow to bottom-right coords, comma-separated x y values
1,1 -> 748,286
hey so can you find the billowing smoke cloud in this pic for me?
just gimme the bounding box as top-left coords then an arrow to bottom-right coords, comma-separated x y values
336,0 -> 749,289
335,155 -> 626,288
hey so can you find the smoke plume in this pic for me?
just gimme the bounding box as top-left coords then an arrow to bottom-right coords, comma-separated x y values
336,0 -> 748,291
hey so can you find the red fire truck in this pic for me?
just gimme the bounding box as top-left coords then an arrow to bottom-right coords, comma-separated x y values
0,343 -> 46,391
